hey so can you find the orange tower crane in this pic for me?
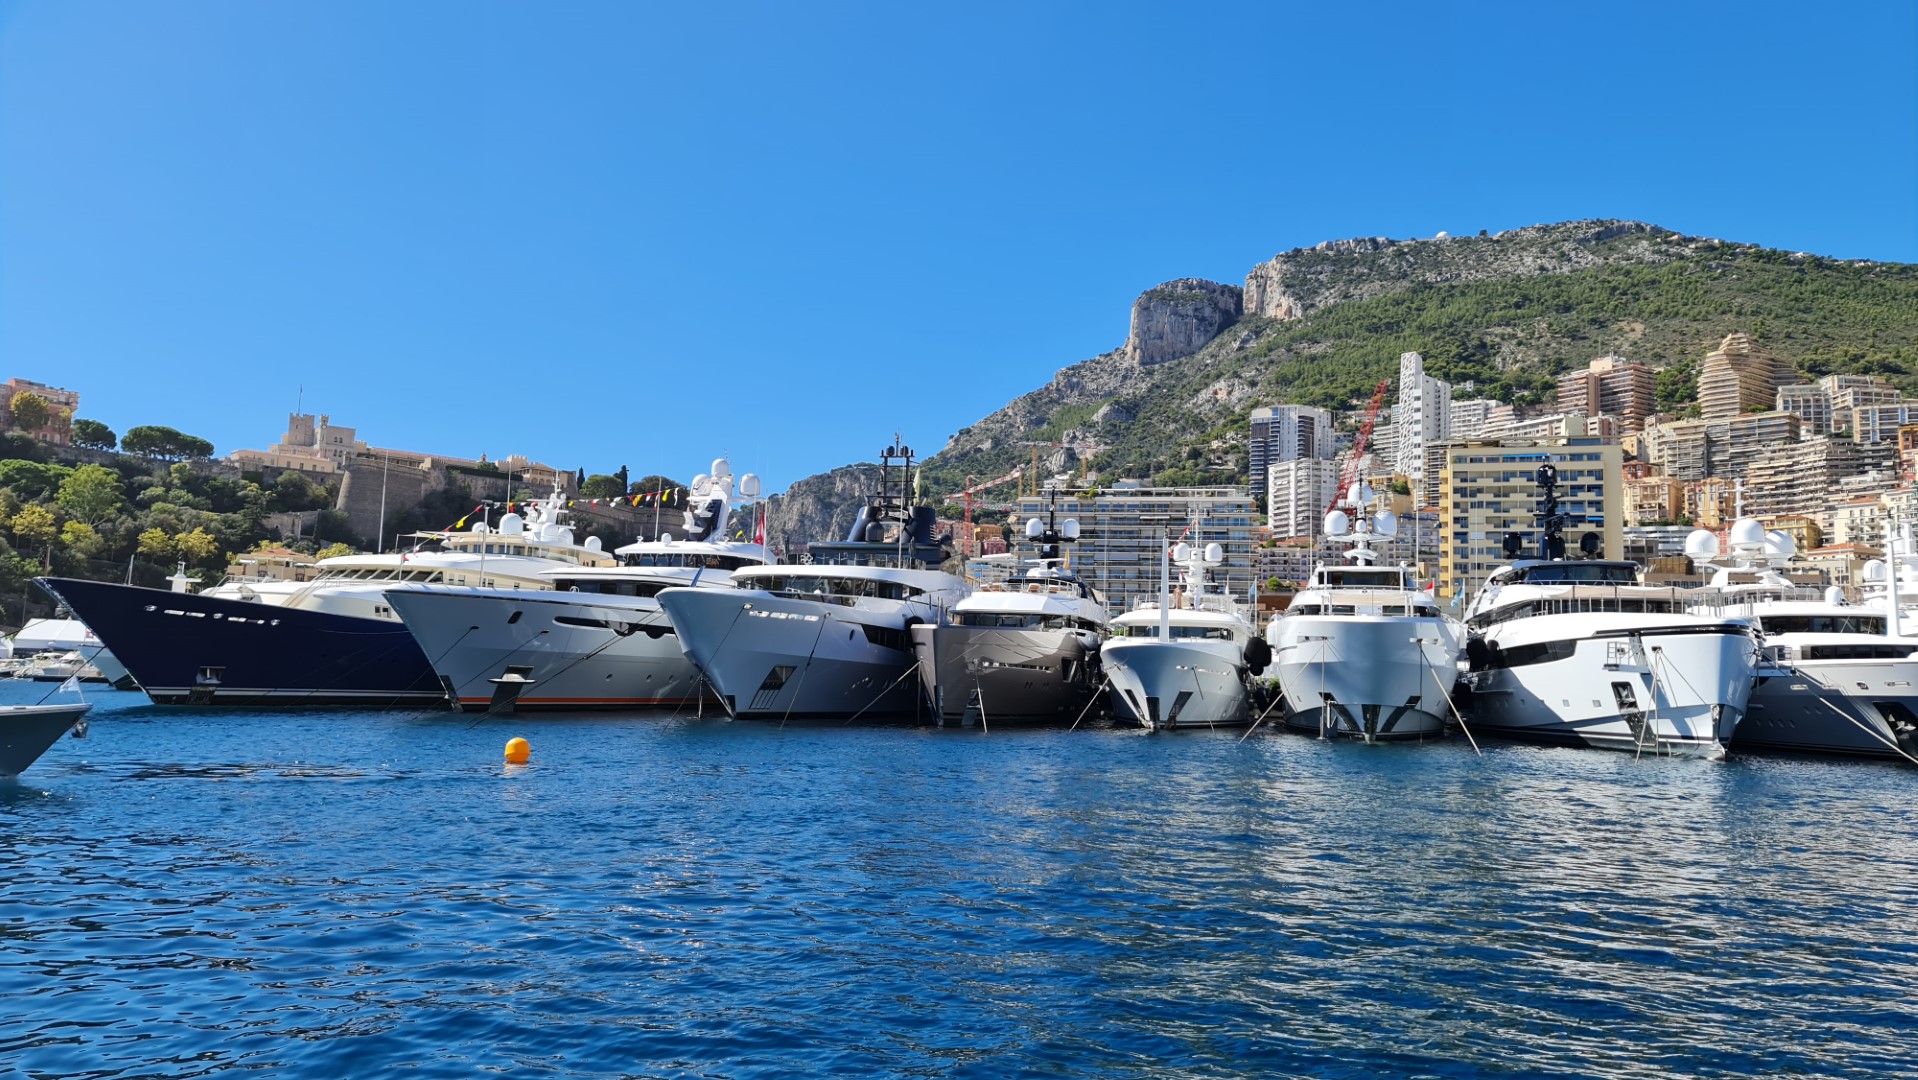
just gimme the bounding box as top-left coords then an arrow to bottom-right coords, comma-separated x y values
948,468 -> 1025,555
1327,378 -> 1392,514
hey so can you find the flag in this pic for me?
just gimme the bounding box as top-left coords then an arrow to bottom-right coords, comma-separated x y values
753,504 -> 765,545
58,675 -> 80,693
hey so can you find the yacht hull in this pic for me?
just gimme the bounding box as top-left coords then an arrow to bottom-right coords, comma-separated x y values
1272,616 -> 1457,741
1736,661 -> 1918,760
658,588 -> 927,722
1466,623 -> 1756,755
384,589 -> 709,712
1103,639 -> 1249,730
36,578 -> 444,708
1,703 -> 92,777
911,623 -> 1101,726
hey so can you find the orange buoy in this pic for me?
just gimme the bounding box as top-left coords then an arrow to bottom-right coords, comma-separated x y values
504,737 -> 530,764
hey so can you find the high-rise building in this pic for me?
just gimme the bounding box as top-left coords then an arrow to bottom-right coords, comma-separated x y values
1436,438 -> 1623,600
1643,411 -> 1800,481
1448,398 -> 1499,440
1267,458 -> 1342,539
1774,384 -> 1833,436
1697,332 -> 1799,420
1013,484 -> 1255,616
1822,374 -> 1900,426
1851,402 -> 1918,445
1247,404 -> 1336,494
1556,355 -> 1655,433
1742,437 -> 1896,521
1394,351 -> 1452,487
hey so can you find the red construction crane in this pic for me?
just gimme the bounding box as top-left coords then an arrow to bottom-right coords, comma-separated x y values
1327,378 -> 1391,514
948,468 -> 1025,555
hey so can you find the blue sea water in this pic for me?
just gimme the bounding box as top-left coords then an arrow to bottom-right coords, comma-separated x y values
3,682 -> 1916,1079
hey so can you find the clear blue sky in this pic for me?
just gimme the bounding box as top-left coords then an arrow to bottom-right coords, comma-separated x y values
3,1 -> 1914,493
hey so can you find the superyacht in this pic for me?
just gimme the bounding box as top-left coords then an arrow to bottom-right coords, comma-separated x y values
1268,487 -> 1460,741
40,479 -> 618,706
1103,528 -> 1263,730
912,494 -> 1108,726
386,459 -> 769,712
1690,520 -> 1918,761
1460,464 -> 1758,755
657,439 -> 970,722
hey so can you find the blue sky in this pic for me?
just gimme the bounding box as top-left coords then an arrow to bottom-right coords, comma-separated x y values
2,1 -> 1914,493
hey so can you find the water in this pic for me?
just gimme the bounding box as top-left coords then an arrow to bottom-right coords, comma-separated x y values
4,683 -> 1916,1078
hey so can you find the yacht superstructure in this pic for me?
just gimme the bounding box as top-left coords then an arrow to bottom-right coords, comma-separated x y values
1269,490 -> 1460,741
658,439 -> 970,722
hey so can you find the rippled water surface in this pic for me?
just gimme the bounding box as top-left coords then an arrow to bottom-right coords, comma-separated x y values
4,683 -> 1916,1078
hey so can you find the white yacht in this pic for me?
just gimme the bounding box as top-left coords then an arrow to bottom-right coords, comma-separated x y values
1268,492 -> 1460,741
1459,464 -> 1757,756
5,616 -> 133,688
1689,520 -> 1918,761
386,459 -> 770,712
658,440 -> 970,722
41,479 -> 620,706
912,498 -> 1109,726
1104,534 -> 1261,731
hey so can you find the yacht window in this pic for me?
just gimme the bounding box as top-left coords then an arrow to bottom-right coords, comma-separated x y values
1759,615 -> 1888,635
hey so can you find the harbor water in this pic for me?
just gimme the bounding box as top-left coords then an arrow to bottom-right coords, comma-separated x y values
4,682 -> 1916,1077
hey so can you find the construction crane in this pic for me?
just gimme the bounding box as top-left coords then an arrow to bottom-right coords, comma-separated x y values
947,467 -> 1024,555
1328,378 -> 1392,514
1017,440 -> 1108,496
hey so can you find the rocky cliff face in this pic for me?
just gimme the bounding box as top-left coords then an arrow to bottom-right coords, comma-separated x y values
1125,278 -> 1243,366
1242,220 -> 1677,320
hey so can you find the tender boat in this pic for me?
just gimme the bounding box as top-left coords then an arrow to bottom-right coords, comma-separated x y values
1,703 -> 93,778
1689,520 -> 1918,761
1103,531 -> 1263,731
1459,464 -> 1757,756
5,616 -> 134,689
1269,488 -> 1460,741
387,458 -> 770,713
39,480 -> 617,707
912,495 -> 1108,726
658,439 -> 970,723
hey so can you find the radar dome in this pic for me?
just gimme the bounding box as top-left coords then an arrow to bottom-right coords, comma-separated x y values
471,522 -> 491,535
659,532 -> 675,544
537,523 -> 559,542
710,457 -> 731,479
1203,542 -> 1223,564
584,536 -> 602,551
1374,511 -> 1399,537
1061,519 -> 1080,539
1171,542 -> 1191,563
1825,585 -> 1846,605
556,527 -> 574,546
1728,518 -> 1766,549
1863,559 -> 1887,583
691,474 -> 712,496
498,513 -> 525,535
1763,530 -> 1797,560
739,473 -> 762,498
1684,529 -> 1720,559
1324,510 -> 1350,537
1024,517 -> 1044,539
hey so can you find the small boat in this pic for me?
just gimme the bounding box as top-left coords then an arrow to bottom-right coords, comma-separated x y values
1,703 -> 93,778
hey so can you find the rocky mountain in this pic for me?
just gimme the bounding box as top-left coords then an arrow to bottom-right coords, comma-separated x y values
770,219 -> 1918,544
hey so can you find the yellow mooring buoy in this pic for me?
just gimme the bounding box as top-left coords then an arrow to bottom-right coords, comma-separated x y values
504,737 -> 530,765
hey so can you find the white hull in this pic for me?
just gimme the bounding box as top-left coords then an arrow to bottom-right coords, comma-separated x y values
658,588 -> 933,721
385,589 -> 706,711
1272,615 -> 1458,741
1467,621 -> 1756,755
1103,638 -> 1248,730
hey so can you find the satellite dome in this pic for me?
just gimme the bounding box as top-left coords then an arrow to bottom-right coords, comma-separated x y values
1203,542 -> 1224,564
1763,530 -> 1797,560
1728,518 -> 1766,549
584,536 -> 602,551
1863,559 -> 1887,583
1374,510 -> 1399,537
499,513 -> 525,535
1025,517 -> 1044,539
1824,585 -> 1846,605
691,474 -> 712,497
739,473 -> 762,498
1171,542 -> 1191,563
471,522 -> 490,535
710,457 -> 731,479
1061,519 -> 1080,540
1324,510 -> 1350,537
1684,529 -> 1720,559
556,527 -> 574,546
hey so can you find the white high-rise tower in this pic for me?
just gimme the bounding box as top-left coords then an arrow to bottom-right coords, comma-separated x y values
1393,351 -> 1452,486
